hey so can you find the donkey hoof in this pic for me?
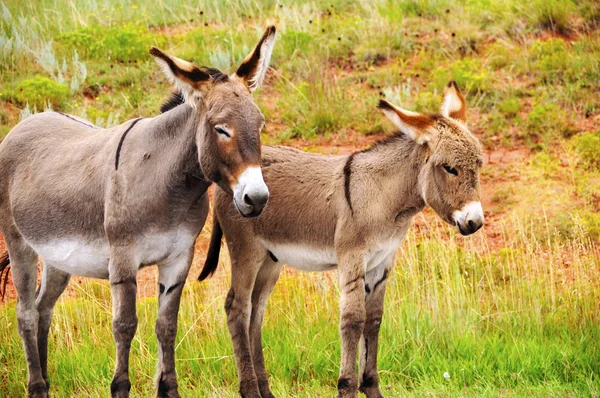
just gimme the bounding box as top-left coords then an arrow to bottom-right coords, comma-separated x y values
337,377 -> 358,398
28,381 -> 49,398
157,372 -> 180,398
239,385 -> 263,398
110,378 -> 131,398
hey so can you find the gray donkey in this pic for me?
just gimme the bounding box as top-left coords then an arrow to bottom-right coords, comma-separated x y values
0,26 -> 276,398
199,81 -> 484,398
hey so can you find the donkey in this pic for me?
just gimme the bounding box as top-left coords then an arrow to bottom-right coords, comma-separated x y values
199,81 -> 484,398
0,26 -> 276,398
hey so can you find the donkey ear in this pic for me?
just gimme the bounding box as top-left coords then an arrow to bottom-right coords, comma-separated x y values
234,25 -> 276,92
441,80 -> 467,122
149,46 -> 211,107
377,100 -> 434,145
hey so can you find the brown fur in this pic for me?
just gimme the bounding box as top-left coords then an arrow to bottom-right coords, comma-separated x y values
201,82 -> 483,398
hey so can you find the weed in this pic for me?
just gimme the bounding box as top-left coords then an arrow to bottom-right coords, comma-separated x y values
525,103 -> 573,144
431,57 -> 491,96
57,24 -> 163,62
498,96 -> 522,118
574,132 -> 600,171
14,76 -> 69,109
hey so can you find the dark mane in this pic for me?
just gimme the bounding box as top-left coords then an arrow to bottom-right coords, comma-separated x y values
160,67 -> 229,114
160,92 -> 185,113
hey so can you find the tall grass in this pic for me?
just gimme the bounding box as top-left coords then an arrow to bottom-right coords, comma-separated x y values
0,215 -> 598,397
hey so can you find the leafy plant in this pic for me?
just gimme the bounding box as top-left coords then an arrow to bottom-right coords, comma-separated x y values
15,75 -> 69,109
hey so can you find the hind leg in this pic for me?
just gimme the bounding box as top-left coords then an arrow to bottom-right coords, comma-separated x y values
35,263 -> 71,388
249,257 -> 283,398
4,228 -> 47,397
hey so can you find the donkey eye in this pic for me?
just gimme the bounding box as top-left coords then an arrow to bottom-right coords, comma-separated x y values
443,165 -> 458,176
215,126 -> 231,138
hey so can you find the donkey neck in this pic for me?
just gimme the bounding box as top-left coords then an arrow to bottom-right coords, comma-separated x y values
145,104 -> 208,183
351,134 -> 427,217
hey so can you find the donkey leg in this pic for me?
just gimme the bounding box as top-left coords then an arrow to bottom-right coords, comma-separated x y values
155,251 -> 193,398
108,248 -> 138,398
337,250 -> 367,398
35,264 -> 71,388
226,250 -> 266,398
249,258 -> 283,398
359,259 -> 393,398
5,230 -> 47,397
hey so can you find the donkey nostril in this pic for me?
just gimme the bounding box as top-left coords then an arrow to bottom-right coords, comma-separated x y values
244,194 -> 254,207
468,219 -> 476,231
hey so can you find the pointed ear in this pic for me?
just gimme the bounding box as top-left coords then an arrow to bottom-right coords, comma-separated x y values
377,100 -> 434,145
441,80 -> 467,122
149,46 -> 212,107
234,25 -> 276,92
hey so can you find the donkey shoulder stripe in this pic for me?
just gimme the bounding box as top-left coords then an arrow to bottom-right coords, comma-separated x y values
343,152 -> 356,215
54,111 -> 99,129
115,118 -> 144,170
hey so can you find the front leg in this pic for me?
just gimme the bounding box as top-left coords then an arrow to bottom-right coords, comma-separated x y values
359,258 -> 393,398
337,249 -> 367,398
155,251 -> 193,398
109,247 -> 138,398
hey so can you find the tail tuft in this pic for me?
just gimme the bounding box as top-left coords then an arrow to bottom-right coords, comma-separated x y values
0,252 -> 10,300
198,219 -> 223,281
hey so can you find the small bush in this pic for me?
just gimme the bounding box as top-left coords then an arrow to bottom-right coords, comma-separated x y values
530,38 -> 570,83
556,211 -> 600,241
498,97 -> 522,118
525,103 -> 573,143
528,0 -> 575,35
15,76 -> 69,109
58,24 -> 162,62
574,132 -> 600,170
431,58 -> 490,95
486,41 -> 515,70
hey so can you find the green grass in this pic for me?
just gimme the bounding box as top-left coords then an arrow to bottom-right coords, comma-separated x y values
1,0 -> 600,396
1,217 -> 599,397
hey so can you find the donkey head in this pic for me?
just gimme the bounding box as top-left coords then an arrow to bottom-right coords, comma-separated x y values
378,81 -> 484,235
150,26 -> 276,217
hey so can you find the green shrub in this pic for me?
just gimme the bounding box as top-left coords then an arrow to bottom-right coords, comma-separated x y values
15,76 -> 69,109
498,97 -> 521,118
525,103 -> 573,144
58,24 -> 162,62
556,211 -> 600,241
530,38 -> 570,83
431,58 -> 490,95
527,0 -> 575,35
486,41 -> 515,70
574,132 -> 600,170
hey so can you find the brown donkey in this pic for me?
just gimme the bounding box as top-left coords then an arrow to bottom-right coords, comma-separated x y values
199,81 -> 484,398
0,26 -> 276,398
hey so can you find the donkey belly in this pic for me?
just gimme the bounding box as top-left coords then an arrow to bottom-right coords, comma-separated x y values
261,241 -> 338,272
262,237 -> 402,273
32,239 -> 111,278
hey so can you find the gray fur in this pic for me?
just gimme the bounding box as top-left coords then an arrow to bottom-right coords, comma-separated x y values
0,26 -> 277,398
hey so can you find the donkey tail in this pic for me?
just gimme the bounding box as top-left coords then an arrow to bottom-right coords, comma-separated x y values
198,218 -> 223,281
0,252 -> 10,299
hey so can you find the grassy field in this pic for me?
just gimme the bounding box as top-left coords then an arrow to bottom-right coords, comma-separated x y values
1,0 -> 600,396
